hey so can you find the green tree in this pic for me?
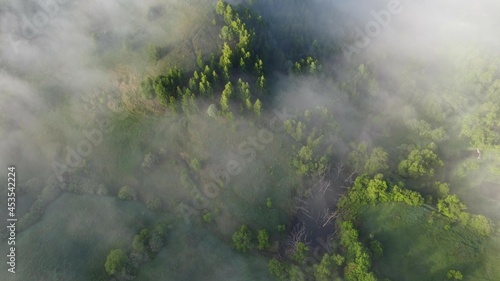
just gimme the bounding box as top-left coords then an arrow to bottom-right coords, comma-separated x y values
398,147 -> 443,179
289,266 -> 305,281
203,212 -> 213,223
216,0 -> 225,15
437,195 -> 467,220
313,254 -> 333,281
196,52 -> 203,69
468,214 -> 494,236
257,229 -> 270,250
104,249 -> 129,276
190,157 -> 201,171
148,233 -> 164,253
146,197 -> 162,211
118,186 -> 136,201
140,77 -> 156,99
291,242 -> 309,264
446,269 -> 463,280
268,258 -> 288,281
232,225 -> 253,253
435,181 -> 450,198
220,82 -> 233,112
148,44 -> 161,62
369,240 -> 383,260
132,228 -> 151,253
348,143 -> 388,175
266,197 -> 272,208
253,99 -> 262,116
332,254 -> 345,266
461,102 -> 500,147
365,147 -> 389,175
220,42 -> 233,78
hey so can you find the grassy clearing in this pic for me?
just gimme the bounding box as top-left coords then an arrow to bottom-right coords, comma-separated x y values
0,193 -> 158,281
135,221 -> 274,281
358,202 -> 500,281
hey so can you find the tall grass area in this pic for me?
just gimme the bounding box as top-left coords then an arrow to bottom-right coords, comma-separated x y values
358,203 -> 500,281
0,193 -> 158,281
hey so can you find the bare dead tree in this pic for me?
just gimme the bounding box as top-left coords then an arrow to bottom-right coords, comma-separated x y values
286,223 -> 310,256
335,162 -> 345,180
321,209 -> 339,228
295,197 -> 316,221
344,171 -> 357,185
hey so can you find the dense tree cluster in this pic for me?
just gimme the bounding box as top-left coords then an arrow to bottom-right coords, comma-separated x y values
104,222 -> 169,278
397,144 -> 444,179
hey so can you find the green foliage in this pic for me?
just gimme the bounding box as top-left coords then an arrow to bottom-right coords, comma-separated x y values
140,77 -> 156,99
190,157 -> 201,171
332,254 -> 345,266
216,0 -> 225,15
232,225 -> 253,253
313,254 -> 333,281
104,249 -> 129,276
220,42 -> 233,78
277,224 -> 286,234
196,52 -> 203,69
437,195 -> 467,220
291,242 -> 309,264
293,57 -> 321,74
405,119 -> 448,143
289,266 -> 305,281
118,186 -> 137,201
133,228 -> 151,253
461,102 -> 500,147
220,81 -> 233,112
148,44 -> 161,62
148,233 -> 164,253
141,152 -> 158,171
398,147 -> 443,179
365,147 -> 389,175
203,212 -> 213,223
253,98 -> 262,116
369,240 -> 383,260
146,197 -> 162,212
435,181 -> 450,198
468,214 -> 494,236
268,258 -> 288,281
446,269 -> 463,280
153,67 -> 183,108
266,197 -> 272,208
257,229 -> 270,250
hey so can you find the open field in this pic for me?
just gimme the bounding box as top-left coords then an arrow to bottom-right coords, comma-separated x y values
0,193 -> 159,281
358,202 -> 500,281
136,221 -> 273,281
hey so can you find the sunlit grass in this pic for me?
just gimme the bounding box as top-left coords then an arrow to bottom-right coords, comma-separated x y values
359,203 -> 500,281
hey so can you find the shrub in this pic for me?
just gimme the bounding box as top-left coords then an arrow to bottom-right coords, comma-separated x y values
203,212 -> 213,223
469,214 -> 494,236
118,186 -> 137,201
146,197 -> 162,211
149,233 -> 164,253
266,197 -> 272,208
257,229 -> 270,250
141,152 -> 158,171
104,249 -> 129,276
446,269 -> 463,280
232,225 -> 253,253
